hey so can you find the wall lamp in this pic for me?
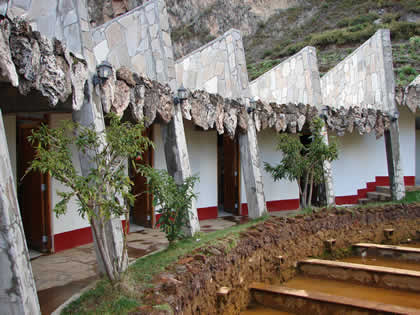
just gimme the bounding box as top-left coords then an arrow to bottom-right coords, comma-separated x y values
247,97 -> 257,114
391,110 -> 400,122
319,106 -> 329,120
174,85 -> 188,105
93,61 -> 113,86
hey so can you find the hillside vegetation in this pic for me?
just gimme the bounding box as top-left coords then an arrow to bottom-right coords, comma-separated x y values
244,0 -> 420,85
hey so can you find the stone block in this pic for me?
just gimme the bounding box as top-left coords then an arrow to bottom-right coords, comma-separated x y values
105,22 -> 124,51
93,40 -> 109,64
63,9 -> 78,27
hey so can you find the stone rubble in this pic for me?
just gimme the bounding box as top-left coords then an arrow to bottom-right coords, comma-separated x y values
1,17 -> 89,109
396,75 -> 420,113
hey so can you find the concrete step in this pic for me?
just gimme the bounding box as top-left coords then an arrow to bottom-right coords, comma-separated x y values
249,282 -> 420,315
358,198 -> 370,205
366,191 -> 391,201
353,243 -> 420,263
298,258 -> 420,292
376,186 -> 391,194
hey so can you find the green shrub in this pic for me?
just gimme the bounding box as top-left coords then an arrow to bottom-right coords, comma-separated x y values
410,36 -> 420,49
139,166 -> 199,244
390,21 -> 420,40
337,13 -> 379,28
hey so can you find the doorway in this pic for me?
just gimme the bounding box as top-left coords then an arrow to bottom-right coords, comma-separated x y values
130,127 -> 155,228
217,134 -> 241,216
17,118 -> 52,252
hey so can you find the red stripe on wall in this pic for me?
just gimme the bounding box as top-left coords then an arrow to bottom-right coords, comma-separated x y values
53,220 -> 128,253
197,206 -> 218,220
267,199 -> 300,212
335,176 -> 415,205
241,199 -> 300,216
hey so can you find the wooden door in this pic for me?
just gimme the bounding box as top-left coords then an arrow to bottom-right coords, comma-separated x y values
18,123 -> 51,252
131,128 -> 155,227
220,134 -> 240,215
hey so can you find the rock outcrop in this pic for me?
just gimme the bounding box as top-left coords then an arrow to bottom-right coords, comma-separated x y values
396,75 -> 420,113
0,17 -> 89,109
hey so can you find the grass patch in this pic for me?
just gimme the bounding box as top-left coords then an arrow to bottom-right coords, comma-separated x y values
62,215 -> 269,314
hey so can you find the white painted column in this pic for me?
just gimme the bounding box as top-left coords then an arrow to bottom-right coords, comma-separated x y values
321,126 -> 335,205
385,120 -> 406,200
0,110 -> 41,315
161,104 -> 200,235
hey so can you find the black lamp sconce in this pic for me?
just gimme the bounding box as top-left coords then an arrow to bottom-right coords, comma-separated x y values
93,61 -> 113,86
247,97 -> 257,114
174,85 -> 188,105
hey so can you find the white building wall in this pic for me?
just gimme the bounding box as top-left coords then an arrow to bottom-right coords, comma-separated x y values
153,122 -> 218,209
3,114 -> 17,187
331,132 -> 387,197
399,107 -> 415,179
184,120 -> 218,209
49,113 -> 90,235
332,108 -> 415,198
258,129 -> 299,202
416,129 -> 420,185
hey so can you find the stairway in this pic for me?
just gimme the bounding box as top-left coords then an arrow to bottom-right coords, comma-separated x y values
358,185 -> 391,205
247,242 -> 420,314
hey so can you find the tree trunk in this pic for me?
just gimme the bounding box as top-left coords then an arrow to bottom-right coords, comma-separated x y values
72,82 -> 128,280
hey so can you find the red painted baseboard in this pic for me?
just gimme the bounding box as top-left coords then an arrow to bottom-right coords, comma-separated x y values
267,199 -> 300,212
197,206 -> 218,220
335,176 -> 415,205
241,199 -> 300,216
54,220 -> 128,253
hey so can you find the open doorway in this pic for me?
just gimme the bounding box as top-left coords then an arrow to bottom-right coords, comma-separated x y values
17,116 -> 52,253
130,127 -> 155,229
217,134 -> 241,216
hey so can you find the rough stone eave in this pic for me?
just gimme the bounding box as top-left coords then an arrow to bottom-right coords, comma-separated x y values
395,75 -> 420,113
0,17 -> 89,111
104,66 -> 392,139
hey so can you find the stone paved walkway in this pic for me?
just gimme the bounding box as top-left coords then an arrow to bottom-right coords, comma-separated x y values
32,216 -> 254,314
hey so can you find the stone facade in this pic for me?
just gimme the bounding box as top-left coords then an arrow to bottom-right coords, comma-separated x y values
6,0 -> 89,57
91,0 -> 176,89
250,46 -> 322,105
249,46 -> 335,205
176,29 -> 250,99
321,29 -> 395,112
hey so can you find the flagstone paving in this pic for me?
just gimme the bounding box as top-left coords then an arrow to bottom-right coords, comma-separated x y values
31,216 -> 243,314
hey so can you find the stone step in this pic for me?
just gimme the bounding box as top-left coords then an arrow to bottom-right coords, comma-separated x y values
298,258 -> 420,292
249,282 -> 419,315
353,243 -> 420,263
366,191 -> 391,201
376,186 -> 391,194
358,198 -> 370,205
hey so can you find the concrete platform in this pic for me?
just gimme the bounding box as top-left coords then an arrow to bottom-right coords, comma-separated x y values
299,258 -> 420,292
250,282 -> 420,314
354,243 -> 420,262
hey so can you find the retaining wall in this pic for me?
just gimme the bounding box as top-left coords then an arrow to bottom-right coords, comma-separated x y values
145,203 -> 420,314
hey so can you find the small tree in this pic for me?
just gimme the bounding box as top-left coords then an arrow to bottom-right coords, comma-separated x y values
138,165 -> 198,244
264,118 -> 338,209
28,114 -> 152,283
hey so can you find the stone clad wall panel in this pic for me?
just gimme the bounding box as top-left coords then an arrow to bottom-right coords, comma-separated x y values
7,0 -> 84,56
249,46 -> 322,106
321,29 -> 395,112
176,29 -> 250,99
91,0 -> 176,89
